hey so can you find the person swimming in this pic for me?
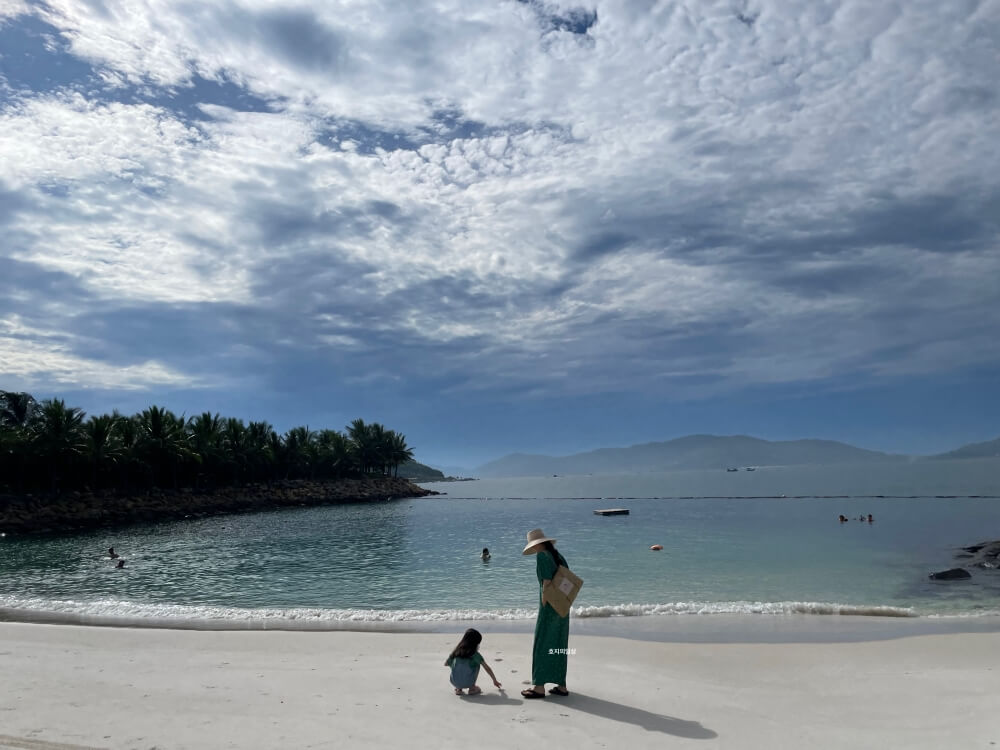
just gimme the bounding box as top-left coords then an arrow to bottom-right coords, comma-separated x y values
108,547 -> 119,559
481,547 -> 491,561
115,559 -> 125,569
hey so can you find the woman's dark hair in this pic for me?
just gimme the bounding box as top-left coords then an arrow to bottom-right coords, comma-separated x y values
449,628 -> 483,659
539,540 -> 565,567
482,547 -> 489,554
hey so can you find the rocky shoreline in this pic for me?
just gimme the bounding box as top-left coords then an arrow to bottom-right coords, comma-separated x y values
0,476 -> 437,536
929,540 -> 1000,580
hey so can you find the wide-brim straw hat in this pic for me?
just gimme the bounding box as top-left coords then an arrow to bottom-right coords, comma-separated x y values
522,528 -> 556,555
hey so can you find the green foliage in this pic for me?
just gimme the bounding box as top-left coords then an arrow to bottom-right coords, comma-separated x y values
396,460 -> 444,481
0,391 -> 421,494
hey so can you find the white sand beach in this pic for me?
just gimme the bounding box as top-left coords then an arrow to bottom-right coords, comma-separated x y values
0,622 -> 996,750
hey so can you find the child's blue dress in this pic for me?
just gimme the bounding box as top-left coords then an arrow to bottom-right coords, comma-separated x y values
446,653 -> 483,689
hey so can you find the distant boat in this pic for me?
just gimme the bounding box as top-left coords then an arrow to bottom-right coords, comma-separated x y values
726,467 -> 738,472
745,467 -> 756,472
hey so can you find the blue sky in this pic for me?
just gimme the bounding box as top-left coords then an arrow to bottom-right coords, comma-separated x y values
1,0 -> 998,470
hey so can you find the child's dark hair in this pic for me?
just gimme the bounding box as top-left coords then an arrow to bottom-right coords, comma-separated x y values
449,628 -> 483,659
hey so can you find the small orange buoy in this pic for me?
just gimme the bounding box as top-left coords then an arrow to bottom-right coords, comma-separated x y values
650,544 -> 663,551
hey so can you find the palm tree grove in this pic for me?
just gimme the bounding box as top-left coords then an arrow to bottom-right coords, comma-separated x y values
0,391 -> 418,495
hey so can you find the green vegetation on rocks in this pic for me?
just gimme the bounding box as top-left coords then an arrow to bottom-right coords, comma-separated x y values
396,460 -> 445,481
0,391 -> 436,535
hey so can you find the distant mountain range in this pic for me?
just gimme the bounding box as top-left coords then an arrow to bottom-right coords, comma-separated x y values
927,437 -> 1000,461
462,434 -> 999,478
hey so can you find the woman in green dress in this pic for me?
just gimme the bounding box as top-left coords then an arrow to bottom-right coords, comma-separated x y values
521,528 -> 570,698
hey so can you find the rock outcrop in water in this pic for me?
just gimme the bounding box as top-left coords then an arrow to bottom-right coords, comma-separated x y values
929,540 -> 1000,580
959,540 -> 1000,569
0,477 -> 437,536
928,568 -> 972,580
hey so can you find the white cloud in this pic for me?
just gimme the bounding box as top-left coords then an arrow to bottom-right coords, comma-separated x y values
0,315 -> 199,390
0,0 -> 998,404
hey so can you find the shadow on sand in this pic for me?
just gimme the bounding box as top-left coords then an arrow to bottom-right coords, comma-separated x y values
459,690 -> 523,706
555,693 -> 716,739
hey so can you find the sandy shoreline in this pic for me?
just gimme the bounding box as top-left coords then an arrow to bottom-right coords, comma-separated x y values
0,622 -> 996,749
4,606 -> 1000,643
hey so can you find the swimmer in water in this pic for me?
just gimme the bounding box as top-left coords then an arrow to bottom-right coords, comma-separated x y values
108,546 -> 119,559
481,547 -> 491,561
116,559 -> 125,569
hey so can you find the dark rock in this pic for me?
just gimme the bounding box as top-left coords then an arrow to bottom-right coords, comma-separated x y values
0,477 -> 433,536
955,540 -> 1000,569
929,568 -> 972,580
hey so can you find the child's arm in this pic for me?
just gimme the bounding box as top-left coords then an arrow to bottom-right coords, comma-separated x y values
480,660 -> 502,689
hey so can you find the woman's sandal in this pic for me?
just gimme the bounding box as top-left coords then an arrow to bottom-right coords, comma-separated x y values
548,687 -> 569,697
521,689 -> 546,699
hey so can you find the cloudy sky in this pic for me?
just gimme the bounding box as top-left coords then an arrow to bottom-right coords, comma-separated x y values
1,0 -> 998,469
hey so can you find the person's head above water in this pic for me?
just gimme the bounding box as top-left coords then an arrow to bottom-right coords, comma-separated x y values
116,559 -> 125,568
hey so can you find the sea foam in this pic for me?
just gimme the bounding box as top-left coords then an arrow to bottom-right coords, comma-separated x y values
0,594 -> 964,630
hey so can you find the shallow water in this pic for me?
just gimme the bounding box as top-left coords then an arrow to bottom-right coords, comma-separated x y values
1,459 -> 998,629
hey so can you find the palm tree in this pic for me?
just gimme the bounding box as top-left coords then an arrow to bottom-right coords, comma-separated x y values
222,417 -> 249,484
266,428 -> 285,483
246,421 -> 277,481
282,426 -> 316,479
115,414 -> 142,492
1,389 -> 419,496
137,406 -> 192,488
0,391 -> 38,430
386,431 -> 414,477
31,399 -> 87,491
316,429 -> 351,478
368,422 -> 390,475
187,412 -> 224,486
0,391 -> 37,491
84,413 -> 121,489
347,418 -> 379,474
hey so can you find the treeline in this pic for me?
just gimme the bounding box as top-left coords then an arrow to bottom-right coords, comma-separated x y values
0,391 -> 414,494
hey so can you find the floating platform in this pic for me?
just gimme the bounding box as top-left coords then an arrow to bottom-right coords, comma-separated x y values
593,508 -> 630,516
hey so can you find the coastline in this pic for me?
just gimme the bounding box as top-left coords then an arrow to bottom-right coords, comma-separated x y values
2,604 -> 999,644
0,622 -> 995,749
0,476 -> 434,536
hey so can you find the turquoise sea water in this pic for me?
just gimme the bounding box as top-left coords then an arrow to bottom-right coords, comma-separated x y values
1,459 -> 998,632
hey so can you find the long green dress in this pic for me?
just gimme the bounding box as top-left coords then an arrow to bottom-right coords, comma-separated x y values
531,547 -> 570,686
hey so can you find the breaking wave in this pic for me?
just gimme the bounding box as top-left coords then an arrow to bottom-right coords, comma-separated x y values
0,595 -> 963,629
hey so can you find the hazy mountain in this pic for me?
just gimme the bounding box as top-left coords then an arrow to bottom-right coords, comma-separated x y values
928,437 -> 1000,460
397,460 -> 445,481
436,465 -> 477,478
474,434 -> 905,477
